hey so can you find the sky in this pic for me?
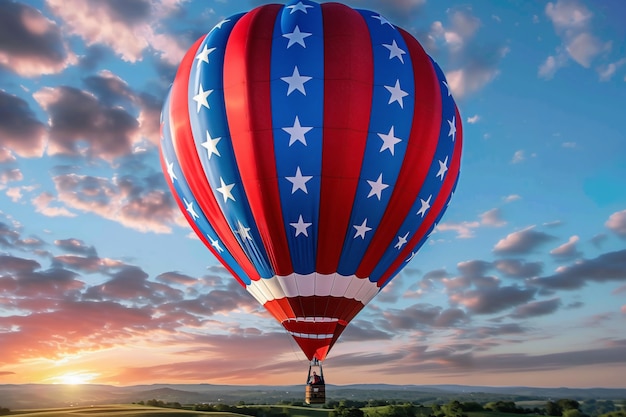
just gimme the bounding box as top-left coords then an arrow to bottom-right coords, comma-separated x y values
0,0 -> 625,389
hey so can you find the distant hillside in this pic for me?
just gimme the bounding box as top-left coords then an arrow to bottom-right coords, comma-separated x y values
1,383 -> 625,410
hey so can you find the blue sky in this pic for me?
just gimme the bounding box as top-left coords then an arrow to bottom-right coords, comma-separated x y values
0,0 -> 625,387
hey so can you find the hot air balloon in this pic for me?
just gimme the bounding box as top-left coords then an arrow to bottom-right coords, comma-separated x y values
160,0 -> 462,401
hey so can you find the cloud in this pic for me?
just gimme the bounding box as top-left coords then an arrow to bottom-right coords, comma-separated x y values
0,90 -> 47,158
46,0 -> 187,65
538,52 -> 569,79
591,233 -> 608,247
480,208 -> 506,227
0,260 -> 83,301
0,254 -> 41,274
493,226 -> 557,255
445,63 -> 501,100
425,8 -> 508,99
339,319 -> 394,342
111,331 -> 302,385
156,271 -> 198,286
0,229 -> 265,369
606,209 -> 626,237
0,1 -> 75,76
494,259 -> 543,278
565,32 -> 607,68
503,194 -> 521,203
29,72 -> 164,162
510,298 -> 561,318
0,168 -> 23,186
549,235 -> 582,259
511,150 -> 525,164
54,238 -> 97,256
382,304 -> 469,329
51,172 -> 178,234
541,0 -> 611,78
467,115 -> 480,124
85,71 -> 164,146
5,187 -> 23,202
83,70 -> 136,106
32,192 -> 77,218
368,337 -> 626,377
436,208 -> 510,238
450,284 -> 536,315
530,249 -> 626,290
0,148 -> 15,164
598,58 -> 626,81
435,220 -> 480,238
33,86 -> 141,161
456,260 -> 492,279
84,265 -> 182,304
0,220 -> 22,249
0,300 -> 156,364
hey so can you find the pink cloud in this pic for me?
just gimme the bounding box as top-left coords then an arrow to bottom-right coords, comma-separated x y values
50,173 -> 177,234
46,0 -> 187,65
606,209 -> 626,237
0,2 -> 75,76
0,91 -> 47,158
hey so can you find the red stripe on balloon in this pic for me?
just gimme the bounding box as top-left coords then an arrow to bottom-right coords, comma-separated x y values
356,28 -> 442,279
316,3 -> 374,274
222,4 -> 293,276
378,104 -> 463,287
159,147 -> 246,287
169,36 -> 260,282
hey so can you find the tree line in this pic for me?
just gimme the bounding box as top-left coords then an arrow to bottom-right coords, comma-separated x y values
130,398 -> 625,417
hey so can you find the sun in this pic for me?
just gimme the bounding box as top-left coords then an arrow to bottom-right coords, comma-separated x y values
51,372 -> 97,385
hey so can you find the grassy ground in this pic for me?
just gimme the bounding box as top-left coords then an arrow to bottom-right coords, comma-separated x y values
260,405 -> 332,417
10,404 -> 251,417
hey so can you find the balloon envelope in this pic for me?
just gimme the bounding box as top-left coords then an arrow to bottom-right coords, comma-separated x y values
160,0 -> 462,361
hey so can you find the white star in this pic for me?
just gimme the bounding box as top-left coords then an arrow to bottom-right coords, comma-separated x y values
209,235 -> 223,253
282,116 -> 312,146
436,156 -> 449,180
195,44 -> 216,67
442,80 -> 451,96
394,231 -> 409,249
216,177 -> 235,202
417,194 -> 432,217
184,198 -> 199,220
383,39 -> 406,63
287,1 -> 314,14
165,158 -> 177,182
234,220 -> 252,241
378,126 -> 402,155
353,218 -> 372,239
372,14 -> 393,27
385,79 -> 409,108
201,131 -> 221,160
193,85 -> 213,112
290,215 -> 312,237
286,167 -> 313,194
281,66 -> 312,96
405,251 -> 418,263
283,25 -> 312,48
366,173 -> 389,200
210,19 -> 230,32
448,115 -> 457,141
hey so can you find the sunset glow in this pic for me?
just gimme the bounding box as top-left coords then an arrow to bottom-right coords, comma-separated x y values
50,372 -> 98,385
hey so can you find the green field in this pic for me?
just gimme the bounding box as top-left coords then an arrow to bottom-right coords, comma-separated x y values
10,404 -> 250,417
261,405 -> 332,417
